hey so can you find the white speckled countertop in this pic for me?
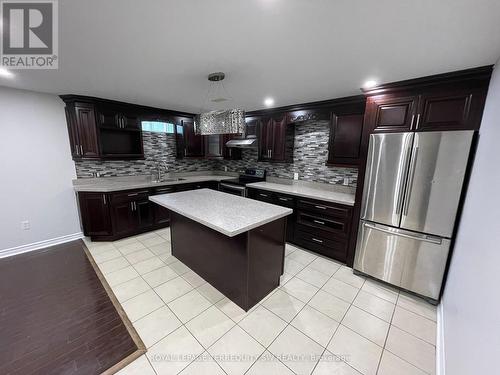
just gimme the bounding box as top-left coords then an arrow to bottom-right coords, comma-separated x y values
73,174 -> 236,192
150,189 -> 292,237
246,180 -> 356,206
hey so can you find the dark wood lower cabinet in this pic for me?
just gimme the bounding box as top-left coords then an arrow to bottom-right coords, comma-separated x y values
247,188 -> 353,263
78,181 -> 219,241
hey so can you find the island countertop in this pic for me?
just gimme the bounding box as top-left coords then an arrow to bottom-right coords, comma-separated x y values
149,189 -> 293,237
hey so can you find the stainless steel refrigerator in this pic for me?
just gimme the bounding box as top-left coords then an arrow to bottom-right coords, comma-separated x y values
354,130 -> 474,302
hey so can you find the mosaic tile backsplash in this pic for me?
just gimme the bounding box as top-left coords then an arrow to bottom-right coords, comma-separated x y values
75,120 -> 358,187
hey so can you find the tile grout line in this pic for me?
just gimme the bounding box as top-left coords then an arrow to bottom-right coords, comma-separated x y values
103,238 -> 435,375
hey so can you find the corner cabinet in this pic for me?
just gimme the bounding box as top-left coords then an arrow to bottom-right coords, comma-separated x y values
61,96 -> 145,161
77,181 -> 220,241
258,114 -> 294,163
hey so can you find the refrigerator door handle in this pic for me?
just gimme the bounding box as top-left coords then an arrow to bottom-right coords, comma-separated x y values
395,135 -> 414,216
363,222 -> 442,245
403,145 -> 419,216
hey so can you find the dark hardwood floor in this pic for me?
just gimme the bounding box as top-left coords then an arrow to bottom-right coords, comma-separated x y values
0,240 -> 140,375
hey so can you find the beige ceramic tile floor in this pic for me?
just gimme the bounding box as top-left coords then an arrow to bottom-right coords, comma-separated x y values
85,228 -> 437,375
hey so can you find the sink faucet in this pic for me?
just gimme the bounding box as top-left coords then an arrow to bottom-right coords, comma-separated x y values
155,161 -> 169,182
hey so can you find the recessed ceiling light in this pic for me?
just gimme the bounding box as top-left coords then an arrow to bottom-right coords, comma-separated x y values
264,97 -> 274,107
363,79 -> 377,89
0,67 -> 14,78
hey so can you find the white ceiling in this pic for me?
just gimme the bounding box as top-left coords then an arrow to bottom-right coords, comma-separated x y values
2,0 -> 500,113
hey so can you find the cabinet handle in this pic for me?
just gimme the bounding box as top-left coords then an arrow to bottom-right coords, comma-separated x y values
102,194 -> 106,205
279,197 -> 289,201
410,114 -> 415,129
75,145 -> 80,156
259,193 -> 268,197
157,188 -> 173,193
134,202 -> 137,211
314,205 -> 327,210
415,113 -> 421,129
312,238 -> 323,243
313,220 -> 325,225
128,193 -> 138,197
80,145 -> 84,156
130,202 -> 134,211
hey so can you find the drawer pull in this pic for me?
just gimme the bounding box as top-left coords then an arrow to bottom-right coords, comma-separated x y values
259,193 -> 268,197
279,197 -> 290,201
157,188 -> 173,193
312,238 -> 323,243
127,193 -> 138,197
313,220 -> 325,225
315,205 -> 326,210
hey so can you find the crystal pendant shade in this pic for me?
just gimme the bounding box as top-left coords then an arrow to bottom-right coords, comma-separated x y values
196,108 -> 245,135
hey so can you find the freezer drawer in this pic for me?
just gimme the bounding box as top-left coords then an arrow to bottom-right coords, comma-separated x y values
354,221 -> 451,300
361,132 -> 414,227
400,131 -> 474,237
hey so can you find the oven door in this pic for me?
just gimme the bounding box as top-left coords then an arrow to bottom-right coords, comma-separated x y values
219,182 -> 247,197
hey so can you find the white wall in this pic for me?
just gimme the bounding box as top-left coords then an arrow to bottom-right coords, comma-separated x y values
442,62 -> 500,374
0,86 -> 81,254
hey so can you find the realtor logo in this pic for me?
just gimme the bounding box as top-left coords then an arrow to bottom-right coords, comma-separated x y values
1,0 -> 58,69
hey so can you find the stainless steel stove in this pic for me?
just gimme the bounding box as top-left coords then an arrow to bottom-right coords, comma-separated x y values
219,168 -> 266,197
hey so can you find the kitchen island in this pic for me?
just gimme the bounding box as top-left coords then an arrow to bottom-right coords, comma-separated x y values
150,189 -> 292,311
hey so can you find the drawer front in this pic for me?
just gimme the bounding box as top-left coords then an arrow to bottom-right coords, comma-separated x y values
110,189 -> 150,203
296,211 -> 349,238
153,186 -> 176,195
251,189 -> 275,204
295,230 -> 347,262
274,193 -> 295,208
297,199 -> 351,219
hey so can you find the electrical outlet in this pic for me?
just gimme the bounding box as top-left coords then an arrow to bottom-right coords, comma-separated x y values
21,221 -> 30,230
224,166 -> 228,172
343,177 -> 350,186
293,173 -> 299,180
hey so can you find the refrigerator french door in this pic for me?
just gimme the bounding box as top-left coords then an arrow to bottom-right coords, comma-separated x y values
354,131 -> 474,301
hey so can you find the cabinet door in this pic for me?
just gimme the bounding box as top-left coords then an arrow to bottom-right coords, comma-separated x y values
78,193 -> 112,236
416,90 -> 474,131
259,118 -> 273,160
136,200 -> 154,230
328,114 -> 364,166
271,116 -> 287,161
183,119 -> 204,157
111,201 -> 135,237
121,110 -> 141,130
97,105 -> 121,128
204,135 -> 223,158
368,95 -> 418,133
74,103 -> 100,158
65,107 -> 81,159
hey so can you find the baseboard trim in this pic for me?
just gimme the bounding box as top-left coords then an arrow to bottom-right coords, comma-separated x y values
0,232 -> 84,259
436,302 -> 446,375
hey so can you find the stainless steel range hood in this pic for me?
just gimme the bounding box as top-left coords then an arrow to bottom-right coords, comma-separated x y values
225,120 -> 258,148
225,137 -> 258,148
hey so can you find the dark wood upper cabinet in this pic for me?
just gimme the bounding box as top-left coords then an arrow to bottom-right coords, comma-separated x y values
259,114 -> 294,163
175,117 -> 204,158
369,95 -> 419,133
415,89 -> 486,131
362,66 -> 492,134
327,114 -> 365,166
96,104 -> 140,130
65,102 -> 100,159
